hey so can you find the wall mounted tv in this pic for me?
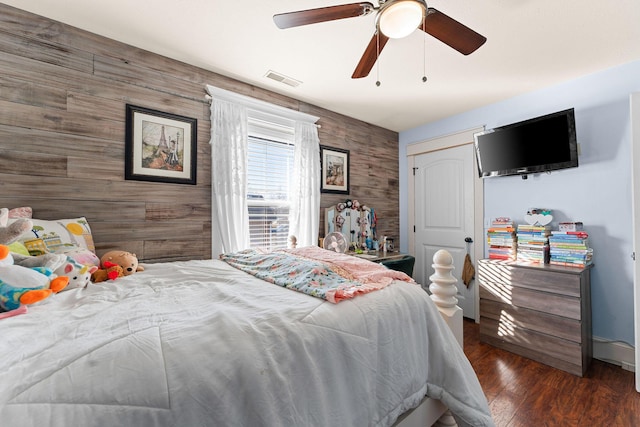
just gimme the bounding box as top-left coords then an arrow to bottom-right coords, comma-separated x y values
474,108 -> 578,178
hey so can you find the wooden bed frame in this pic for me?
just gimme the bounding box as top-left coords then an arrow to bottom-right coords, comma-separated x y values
395,249 -> 463,427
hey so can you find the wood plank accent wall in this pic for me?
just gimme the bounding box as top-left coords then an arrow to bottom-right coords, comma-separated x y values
0,4 -> 399,263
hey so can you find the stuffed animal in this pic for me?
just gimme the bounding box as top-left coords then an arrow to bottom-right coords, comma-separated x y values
0,208 -> 31,248
99,251 -> 144,276
12,252 -> 67,271
91,261 -> 124,283
0,207 -> 68,272
55,257 -> 99,291
0,244 -> 69,312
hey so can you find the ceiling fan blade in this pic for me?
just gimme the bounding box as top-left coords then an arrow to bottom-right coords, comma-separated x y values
422,8 -> 487,55
352,32 -> 390,79
273,2 -> 375,29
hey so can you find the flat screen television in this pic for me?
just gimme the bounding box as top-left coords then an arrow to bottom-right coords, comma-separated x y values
474,108 -> 578,178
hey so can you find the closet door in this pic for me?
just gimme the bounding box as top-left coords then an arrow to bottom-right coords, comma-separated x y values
414,144 -> 475,319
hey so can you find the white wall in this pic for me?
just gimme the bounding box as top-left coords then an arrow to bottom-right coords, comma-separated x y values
399,59 -> 640,345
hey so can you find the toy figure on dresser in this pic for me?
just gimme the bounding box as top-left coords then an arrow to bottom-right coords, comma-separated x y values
364,231 -> 372,250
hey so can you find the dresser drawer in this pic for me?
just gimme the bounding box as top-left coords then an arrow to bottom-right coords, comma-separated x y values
480,298 -> 582,343
478,259 -> 582,297
480,318 -> 585,376
479,279 -> 582,320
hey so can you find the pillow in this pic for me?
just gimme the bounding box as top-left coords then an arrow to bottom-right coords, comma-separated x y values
7,207 -> 32,218
54,246 -> 100,267
9,217 -> 96,256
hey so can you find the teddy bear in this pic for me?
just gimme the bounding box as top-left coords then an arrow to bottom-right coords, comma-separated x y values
91,261 -> 124,283
99,250 -> 144,276
54,256 -> 99,291
0,244 -> 69,312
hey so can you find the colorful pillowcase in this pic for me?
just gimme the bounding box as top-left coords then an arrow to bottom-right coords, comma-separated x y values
54,246 -> 100,267
9,217 -> 96,256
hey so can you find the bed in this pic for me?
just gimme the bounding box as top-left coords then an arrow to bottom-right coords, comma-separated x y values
0,246 -> 493,427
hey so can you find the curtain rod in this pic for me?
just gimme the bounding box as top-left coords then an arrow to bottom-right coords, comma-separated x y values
204,90 -> 322,129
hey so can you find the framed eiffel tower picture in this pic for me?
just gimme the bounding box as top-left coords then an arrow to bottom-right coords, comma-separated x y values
125,104 -> 197,185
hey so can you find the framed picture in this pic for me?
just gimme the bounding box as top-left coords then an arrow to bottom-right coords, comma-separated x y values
320,145 -> 349,194
125,104 -> 197,185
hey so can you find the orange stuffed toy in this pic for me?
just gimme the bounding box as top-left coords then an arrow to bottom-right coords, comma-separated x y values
91,261 -> 124,283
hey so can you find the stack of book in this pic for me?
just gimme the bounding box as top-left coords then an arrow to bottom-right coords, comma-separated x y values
516,224 -> 551,264
487,218 -> 516,260
549,230 -> 593,267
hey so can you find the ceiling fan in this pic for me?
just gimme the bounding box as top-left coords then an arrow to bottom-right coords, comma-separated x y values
273,0 -> 486,79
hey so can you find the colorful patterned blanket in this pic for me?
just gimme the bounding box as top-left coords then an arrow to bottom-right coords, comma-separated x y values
220,246 -> 414,303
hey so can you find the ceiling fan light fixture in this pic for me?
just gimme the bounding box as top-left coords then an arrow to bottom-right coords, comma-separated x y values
378,0 -> 425,39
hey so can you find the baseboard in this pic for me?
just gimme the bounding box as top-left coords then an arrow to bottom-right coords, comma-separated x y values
593,336 -> 635,372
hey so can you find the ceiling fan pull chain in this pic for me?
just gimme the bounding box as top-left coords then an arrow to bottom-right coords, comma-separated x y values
422,16 -> 428,83
376,31 -> 381,87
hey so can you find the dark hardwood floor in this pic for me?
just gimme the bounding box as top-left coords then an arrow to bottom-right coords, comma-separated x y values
463,319 -> 640,426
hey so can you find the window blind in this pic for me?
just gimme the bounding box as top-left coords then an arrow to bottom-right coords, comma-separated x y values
247,117 -> 294,251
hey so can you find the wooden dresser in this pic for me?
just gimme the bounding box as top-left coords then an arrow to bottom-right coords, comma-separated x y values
478,259 -> 593,376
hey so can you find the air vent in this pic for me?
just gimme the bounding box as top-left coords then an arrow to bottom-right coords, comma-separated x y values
264,70 -> 302,87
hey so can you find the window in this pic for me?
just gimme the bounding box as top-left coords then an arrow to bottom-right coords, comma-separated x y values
206,84 -> 320,253
247,118 -> 294,251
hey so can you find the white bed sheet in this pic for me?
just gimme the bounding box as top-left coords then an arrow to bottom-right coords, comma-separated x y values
0,259 -> 493,427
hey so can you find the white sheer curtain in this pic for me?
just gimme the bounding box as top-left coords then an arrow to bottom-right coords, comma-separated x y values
289,122 -> 321,247
209,98 -> 250,256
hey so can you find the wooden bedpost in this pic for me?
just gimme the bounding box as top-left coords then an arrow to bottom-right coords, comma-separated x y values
429,249 -> 464,348
429,249 -> 463,427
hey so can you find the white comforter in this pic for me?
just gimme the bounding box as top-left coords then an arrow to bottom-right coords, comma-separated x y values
0,259 -> 493,427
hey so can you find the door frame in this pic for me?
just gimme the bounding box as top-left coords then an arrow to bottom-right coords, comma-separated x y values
631,92 -> 640,392
407,127 -> 485,322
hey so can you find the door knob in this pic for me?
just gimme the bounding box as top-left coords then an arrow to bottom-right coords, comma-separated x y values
464,237 -> 473,243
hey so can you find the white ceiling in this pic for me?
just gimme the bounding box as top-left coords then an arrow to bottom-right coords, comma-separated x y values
5,0 -> 640,132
